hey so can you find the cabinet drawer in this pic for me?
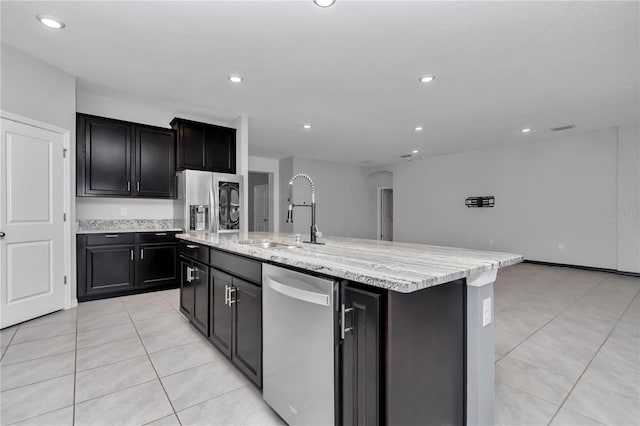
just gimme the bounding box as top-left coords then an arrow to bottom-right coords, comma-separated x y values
180,241 -> 209,264
137,232 -> 179,244
86,233 -> 136,246
211,249 -> 261,285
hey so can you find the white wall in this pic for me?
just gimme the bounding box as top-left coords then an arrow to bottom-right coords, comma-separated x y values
281,157 -> 377,239
616,124 -> 640,273
249,156 -> 280,233
75,93 -> 242,221
1,43 -> 78,303
390,126 -> 639,272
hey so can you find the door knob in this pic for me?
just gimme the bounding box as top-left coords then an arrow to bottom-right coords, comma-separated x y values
0,231 -> 5,238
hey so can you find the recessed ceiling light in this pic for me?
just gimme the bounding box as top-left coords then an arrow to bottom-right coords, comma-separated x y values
303,124 -> 312,129
521,128 -> 531,133
415,126 -> 423,131
419,75 -> 435,83
36,15 -> 65,29
313,0 -> 336,7
228,75 -> 243,83
412,149 -> 419,154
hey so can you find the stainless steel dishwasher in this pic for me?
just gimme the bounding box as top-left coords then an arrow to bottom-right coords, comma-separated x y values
262,264 -> 338,426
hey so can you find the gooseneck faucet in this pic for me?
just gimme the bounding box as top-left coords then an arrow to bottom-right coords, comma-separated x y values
286,173 -> 323,244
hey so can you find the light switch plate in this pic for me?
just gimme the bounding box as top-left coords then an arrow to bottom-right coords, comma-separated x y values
120,208 -> 128,216
482,297 -> 492,327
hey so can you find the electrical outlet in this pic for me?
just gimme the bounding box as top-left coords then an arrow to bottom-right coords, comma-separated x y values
558,242 -> 564,250
482,297 -> 492,327
120,208 -> 128,216
489,238 -> 494,245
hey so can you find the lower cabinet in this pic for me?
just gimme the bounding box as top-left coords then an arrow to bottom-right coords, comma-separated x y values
230,277 -> 262,387
209,268 -> 233,357
342,284 -> 382,426
77,232 -> 179,302
208,268 -> 262,388
85,245 -> 136,297
180,256 -> 209,336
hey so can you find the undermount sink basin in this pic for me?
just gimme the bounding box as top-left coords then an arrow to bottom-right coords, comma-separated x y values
239,241 -> 296,249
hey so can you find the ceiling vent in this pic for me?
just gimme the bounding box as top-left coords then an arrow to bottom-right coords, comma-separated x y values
550,124 -> 576,131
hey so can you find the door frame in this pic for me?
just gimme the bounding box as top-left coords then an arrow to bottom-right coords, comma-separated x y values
0,110 -> 74,311
253,184 -> 269,232
377,186 -> 393,241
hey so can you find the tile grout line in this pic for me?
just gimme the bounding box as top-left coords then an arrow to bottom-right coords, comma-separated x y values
121,295 -> 184,426
545,283 -> 640,425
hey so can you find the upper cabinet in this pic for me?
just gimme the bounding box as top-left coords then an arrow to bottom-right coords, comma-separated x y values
171,118 -> 236,174
77,113 -> 176,199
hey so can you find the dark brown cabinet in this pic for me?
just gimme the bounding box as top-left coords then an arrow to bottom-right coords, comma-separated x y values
179,256 -> 209,337
180,257 -> 194,318
78,115 -> 132,197
77,232 -> 179,302
230,277 -> 262,387
341,285 -> 382,426
172,118 -> 236,174
209,268 -> 233,357
84,245 -> 136,296
135,126 -> 176,198
139,244 -> 178,288
77,113 -> 176,199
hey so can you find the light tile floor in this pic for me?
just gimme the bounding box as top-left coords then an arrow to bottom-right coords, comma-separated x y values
0,264 -> 638,425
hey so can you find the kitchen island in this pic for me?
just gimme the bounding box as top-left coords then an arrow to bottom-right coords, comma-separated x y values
176,232 -> 522,426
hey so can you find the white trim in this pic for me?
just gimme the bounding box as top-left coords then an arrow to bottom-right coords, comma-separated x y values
466,270 -> 497,287
377,186 -> 392,240
0,110 -> 75,310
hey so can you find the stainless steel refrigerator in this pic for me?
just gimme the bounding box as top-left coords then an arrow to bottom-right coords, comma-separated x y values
175,170 -> 243,234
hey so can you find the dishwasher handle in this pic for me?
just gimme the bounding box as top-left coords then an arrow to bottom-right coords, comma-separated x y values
264,275 -> 330,306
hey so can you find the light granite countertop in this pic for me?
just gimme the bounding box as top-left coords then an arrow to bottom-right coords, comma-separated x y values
177,232 -> 523,293
76,219 -> 183,235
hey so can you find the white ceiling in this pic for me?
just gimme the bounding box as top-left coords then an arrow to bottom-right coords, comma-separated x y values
2,1 -> 638,166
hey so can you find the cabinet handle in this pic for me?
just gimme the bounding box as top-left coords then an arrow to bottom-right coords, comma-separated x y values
155,233 -> 167,236
228,287 -> 237,306
137,182 -> 140,192
186,266 -> 193,283
224,285 -> 229,306
340,304 -> 354,340
140,248 -> 144,260
186,244 -> 199,249
127,181 -> 131,191
130,249 -> 134,261
105,234 -> 119,238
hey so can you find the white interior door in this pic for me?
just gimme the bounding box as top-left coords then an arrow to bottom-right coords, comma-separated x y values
1,118 -> 65,328
254,184 -> 269,232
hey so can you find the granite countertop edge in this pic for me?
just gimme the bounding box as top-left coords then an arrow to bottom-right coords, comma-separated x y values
176,233 -> 523,293
76,228 -> 184,234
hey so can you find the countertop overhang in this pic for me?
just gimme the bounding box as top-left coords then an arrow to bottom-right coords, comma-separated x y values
177,232 -> 522,293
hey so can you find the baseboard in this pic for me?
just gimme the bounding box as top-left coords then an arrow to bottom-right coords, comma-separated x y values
523,260 -> 640,278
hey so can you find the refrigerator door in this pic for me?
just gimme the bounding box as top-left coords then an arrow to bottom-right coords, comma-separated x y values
184,170 -> 214,231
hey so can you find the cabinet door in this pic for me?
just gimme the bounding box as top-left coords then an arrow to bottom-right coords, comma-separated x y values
85,245 -> 135,296
192,261 -> 209,336
231,277 -> 262,387
80,116 -> 132,196
342,286 -> 381,426
176,123 -> 206,170
138,244 -> 178,288
205,127 -> 236,174
135,127 -> 176,198
180,257 -> 194,318
209,268 -> 233,357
